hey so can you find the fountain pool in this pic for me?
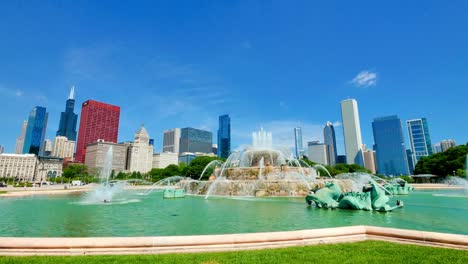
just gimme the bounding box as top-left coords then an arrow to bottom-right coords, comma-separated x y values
0,189 -> 466,237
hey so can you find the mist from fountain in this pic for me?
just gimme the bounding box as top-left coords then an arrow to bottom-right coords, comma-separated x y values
81,146 -> 131,204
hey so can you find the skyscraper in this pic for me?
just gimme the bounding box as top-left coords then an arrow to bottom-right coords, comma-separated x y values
52,136 -> 75,159
363,148 -> 377,174
23,106 -> 48,155
307,141 -> 328,164
439,139 -> 456,152
15,120 -> 27,154
323,121 -> 338,166
75,100 -> 120,163
56,86 -> 78,141
372,115 -> 410,176
340,99 -> 364,166
179,127 -> 212,154
0,145 -> 4,154
127,125 -> 154,173
407,118 -> 433,168
217,114 -> 231,159
163,128 -> 181,153
294,127 -> 304,158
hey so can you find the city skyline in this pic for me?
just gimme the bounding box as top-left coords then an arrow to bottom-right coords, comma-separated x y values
1,1 -> 467,154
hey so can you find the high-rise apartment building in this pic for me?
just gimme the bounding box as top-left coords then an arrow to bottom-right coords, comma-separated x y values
372,115 -> 410,176
127,125 -> 154,173
75,100 -> 120,163
179,127 -> 212,154
407,118 -> 432,168
294,127 -> 304,158
56,86 -> 78,141
23,106 -> 48,155
440,139 -> 456,152
340,99 -> 364,166
217,114 -> 231,159
51,136 -> 75,159
41,139 -> 53,156
307,141 -> 328,165
15,120 -> 27,154
363,148 -> 377,174
163,128 -> 181,153
323,121 -> 338,166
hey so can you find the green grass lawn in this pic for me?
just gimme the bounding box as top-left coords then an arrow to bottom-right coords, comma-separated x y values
0,241 -> 467,264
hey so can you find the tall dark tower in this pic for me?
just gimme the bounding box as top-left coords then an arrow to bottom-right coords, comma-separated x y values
56,86 -> 78,141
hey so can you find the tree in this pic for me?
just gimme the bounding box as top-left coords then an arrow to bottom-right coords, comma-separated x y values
62,164 -> 88,179
414,145 -> 468,176
185,156 -> 224,179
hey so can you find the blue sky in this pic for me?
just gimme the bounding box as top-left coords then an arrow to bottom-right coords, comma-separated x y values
1,1 -> 467,154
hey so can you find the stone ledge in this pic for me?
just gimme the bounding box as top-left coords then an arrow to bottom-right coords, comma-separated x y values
0,226 -> 466,256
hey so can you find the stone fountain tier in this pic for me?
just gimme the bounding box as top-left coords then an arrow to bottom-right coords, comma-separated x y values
240,149 -> 286,167
219,166 -> 316,181
184,179 -> 355,197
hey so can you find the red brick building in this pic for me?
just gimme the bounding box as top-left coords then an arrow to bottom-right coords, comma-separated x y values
75,100 -> 120,163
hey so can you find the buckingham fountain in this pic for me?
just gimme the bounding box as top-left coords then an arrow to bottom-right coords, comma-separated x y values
176,128 -> 322,198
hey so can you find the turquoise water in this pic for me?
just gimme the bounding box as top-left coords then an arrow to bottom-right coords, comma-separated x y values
0,189 -> 466,237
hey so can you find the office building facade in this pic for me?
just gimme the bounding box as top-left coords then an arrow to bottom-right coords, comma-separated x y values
35,156 -> 63,182
152,152 -> 179,169
84,141 -> 128,173
323,121 -> 338,166
340,99 -> 364,166
372,115 -> 410,176
15,120 -> 27,154
127,126 -> 154,173
363,149 -> 377,174
52,136 -> 75,159
440,140 -> 456,152
56,86 -> 78,141
162,128 -> 181,153
217,114 -> 231,158
294,127 -> 304,158
307,141 -> 328,165
75,100 -> 120,163
407,118 -> 433,168
0,154 -> 37,181
179,127 -> 212,154
23,106 -> 48,155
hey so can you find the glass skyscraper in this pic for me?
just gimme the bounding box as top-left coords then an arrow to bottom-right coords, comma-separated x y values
294,127 -> 304,158
23,106 -> 48,155
407,118 -> 433,169
56,86 -> 78,141
217,114 -> 231,159
179,127 -> 212,154
372,115 -> 409,176
323,121 -> 338,166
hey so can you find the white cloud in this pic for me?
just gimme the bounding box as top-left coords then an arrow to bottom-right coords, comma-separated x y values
350,70 -> 377,87
15,90 -> 24,97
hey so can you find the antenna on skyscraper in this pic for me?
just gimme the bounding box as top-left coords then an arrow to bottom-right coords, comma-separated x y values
68,85 -> 75,100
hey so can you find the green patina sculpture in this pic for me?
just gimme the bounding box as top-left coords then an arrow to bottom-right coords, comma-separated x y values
384,180 -> 414,195
306,180 -> 403,212
163,188 -> 186,199
305,182 -> 342,208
